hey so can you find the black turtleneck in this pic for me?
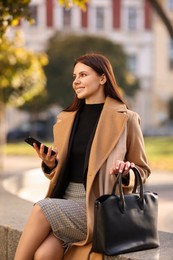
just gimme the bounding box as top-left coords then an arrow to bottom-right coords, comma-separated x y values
69,103 -> 104,183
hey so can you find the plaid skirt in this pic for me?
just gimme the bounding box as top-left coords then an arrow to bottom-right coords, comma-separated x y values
36,182 -> 87,249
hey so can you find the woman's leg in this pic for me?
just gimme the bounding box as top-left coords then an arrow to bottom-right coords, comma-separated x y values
34,233 -> 64,260
14,204 -> 53,260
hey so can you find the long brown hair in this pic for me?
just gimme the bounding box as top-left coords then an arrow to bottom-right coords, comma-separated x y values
64,53 -> 126,111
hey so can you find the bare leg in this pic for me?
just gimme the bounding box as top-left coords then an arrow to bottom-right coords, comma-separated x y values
34,233 -> 64,260
14,204 -> 52,260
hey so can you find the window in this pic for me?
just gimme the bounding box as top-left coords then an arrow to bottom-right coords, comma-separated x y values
127,7 -> 137,31
63,8 -> 71,27
167,0 -> 173,10
96,7 -> 104,30
169,39 -> 173,69
29,5 -> 38,26
127,55 -> 137,74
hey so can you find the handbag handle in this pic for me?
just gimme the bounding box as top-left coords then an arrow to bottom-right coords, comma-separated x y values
112,167 -> 144,213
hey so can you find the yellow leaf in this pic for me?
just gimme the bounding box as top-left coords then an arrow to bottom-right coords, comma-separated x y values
11,19 -> 20,26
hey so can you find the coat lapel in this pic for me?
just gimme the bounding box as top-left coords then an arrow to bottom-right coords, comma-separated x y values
53,110 -> 77,164
87,97 -> 128,184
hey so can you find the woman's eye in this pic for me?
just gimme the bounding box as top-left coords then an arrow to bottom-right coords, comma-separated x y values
81,73 -> 87,77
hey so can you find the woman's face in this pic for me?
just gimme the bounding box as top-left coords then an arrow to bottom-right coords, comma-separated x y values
73,62 -> 106,104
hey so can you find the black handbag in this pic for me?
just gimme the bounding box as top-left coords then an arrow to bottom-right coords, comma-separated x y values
91,167 -> 159,256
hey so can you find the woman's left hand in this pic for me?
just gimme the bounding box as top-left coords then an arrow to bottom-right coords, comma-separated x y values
110,160 -> 135,176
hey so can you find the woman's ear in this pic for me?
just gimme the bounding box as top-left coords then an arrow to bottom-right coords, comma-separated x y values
100,74 -> 107,85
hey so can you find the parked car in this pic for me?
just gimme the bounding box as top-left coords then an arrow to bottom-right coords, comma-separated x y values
7,120 -> 53,142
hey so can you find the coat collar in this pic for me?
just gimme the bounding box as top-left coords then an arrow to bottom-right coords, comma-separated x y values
53,109 -> 77,164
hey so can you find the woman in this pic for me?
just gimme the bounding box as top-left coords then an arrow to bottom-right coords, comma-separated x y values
14,53 -> 150,260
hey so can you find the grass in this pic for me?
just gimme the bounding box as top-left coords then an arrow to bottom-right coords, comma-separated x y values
4,141 -> 52,156
144,136 -> 173,172
3,137 -> 173,172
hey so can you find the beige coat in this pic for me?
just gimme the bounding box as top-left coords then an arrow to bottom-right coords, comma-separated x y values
43,97 -> 151,260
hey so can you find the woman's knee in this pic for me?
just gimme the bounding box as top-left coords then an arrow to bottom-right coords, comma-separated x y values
34,234 -> 64,260
34,247 -> 47,260
34,246 -> 58,260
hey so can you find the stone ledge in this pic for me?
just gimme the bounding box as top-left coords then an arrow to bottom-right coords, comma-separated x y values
1,224 -> 173,260
0,226 -> 22,260
0,183 -> 32,260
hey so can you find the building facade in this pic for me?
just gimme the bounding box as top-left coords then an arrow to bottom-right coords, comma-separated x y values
152,0 -> 173,126
12,0 -> 173,132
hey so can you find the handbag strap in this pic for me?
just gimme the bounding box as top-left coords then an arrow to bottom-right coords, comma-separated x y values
112,167 -> 144,212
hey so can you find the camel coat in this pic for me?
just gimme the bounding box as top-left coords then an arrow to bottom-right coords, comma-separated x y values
43,97 -> 151,260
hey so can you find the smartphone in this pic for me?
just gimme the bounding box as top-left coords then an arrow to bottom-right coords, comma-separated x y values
24,136 -> 56,156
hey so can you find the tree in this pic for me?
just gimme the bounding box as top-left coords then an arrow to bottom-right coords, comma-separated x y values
0,32 -> 48,169
168,97 -> 173,120
0,0 -> 88,38
0,33 -> 48,105
147,0 -> 173,38
44,33 -> 139,108
0,0 -> 32,38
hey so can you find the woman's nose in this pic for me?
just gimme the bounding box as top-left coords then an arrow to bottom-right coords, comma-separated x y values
73,77 -> 80,84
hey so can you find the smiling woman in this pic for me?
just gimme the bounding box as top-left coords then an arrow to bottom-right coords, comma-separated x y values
72,63 -> 106,104
14,53 -> 150,260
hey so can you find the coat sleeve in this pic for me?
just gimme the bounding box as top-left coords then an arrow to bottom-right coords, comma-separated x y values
124,111 -> 151,189
41,161 -> 58,180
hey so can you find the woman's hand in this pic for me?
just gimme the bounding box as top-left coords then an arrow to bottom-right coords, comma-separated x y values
110,160 -> 135,176
33,143 -> 58,170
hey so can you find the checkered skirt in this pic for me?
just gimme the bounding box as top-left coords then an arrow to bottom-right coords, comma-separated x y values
36,182 -> 87,248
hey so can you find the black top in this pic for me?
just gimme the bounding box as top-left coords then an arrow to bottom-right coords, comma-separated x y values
69,103 -> 104,183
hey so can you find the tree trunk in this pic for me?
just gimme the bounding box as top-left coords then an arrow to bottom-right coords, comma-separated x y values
0,100 -> 6,171
147,0 -> 173,38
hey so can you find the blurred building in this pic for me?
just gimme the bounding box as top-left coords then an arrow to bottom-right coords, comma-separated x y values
152,0 -> 173,126
11,0 -> 173,132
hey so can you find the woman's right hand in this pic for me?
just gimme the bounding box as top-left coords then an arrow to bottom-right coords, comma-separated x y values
33,143 -> 58,170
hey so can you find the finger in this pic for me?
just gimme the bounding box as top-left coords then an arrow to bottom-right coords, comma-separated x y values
53,147 -> 59,160
40,143 -> 46,158
46,146 -> 53,158
110,160 -> 120,174
130,162 -> 135,168
118,161 -> 125,173
33,143 -> 41,157
123,161 -> 131,175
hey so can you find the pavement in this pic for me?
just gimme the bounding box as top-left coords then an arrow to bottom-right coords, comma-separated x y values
1,155 -> 173,233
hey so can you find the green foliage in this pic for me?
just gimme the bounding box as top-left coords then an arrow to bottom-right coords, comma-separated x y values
45,33 -> 139,108
0,32 -> 48,107
0,0 -> 88,38
0,0 -> 32,38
